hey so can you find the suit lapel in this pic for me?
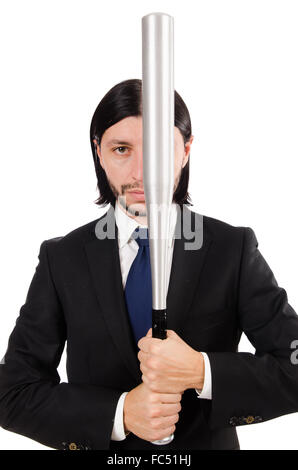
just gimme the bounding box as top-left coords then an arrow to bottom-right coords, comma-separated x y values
166,206 -> 213,334
84,206 -> 141,383
84,205 -> 212,384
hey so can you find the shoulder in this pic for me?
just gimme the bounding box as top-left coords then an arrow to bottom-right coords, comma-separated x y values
40,210 -> 109,256
202,213 -> 249,237
191,209 -> 258,250
198,212 -> 259,267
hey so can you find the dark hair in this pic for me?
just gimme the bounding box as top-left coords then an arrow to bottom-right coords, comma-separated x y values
90,78 -> 193,208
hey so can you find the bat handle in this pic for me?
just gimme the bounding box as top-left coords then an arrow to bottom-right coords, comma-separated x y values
152,308 -> 167,339
151,434 -> 175,445
151,308 -> 174,445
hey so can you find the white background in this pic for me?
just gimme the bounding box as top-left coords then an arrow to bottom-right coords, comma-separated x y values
0,0 -> 297,450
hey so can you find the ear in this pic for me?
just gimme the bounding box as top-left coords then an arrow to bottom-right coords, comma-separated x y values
182,135 -> 194,168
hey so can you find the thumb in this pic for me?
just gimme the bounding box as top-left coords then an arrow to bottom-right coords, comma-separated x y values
146,328 -> 152,337
166,329 -> 182,341
166,329 -> 177,337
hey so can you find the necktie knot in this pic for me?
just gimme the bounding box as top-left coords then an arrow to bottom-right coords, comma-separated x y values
132,227 -> 149,247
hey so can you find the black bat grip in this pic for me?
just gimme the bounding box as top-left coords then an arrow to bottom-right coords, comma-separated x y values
152,308 -> 167,339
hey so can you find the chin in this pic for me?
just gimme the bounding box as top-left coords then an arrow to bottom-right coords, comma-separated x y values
127,202 -> 147,216
118,195 -> 146,213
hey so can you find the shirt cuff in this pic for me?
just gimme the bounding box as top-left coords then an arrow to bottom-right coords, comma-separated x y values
195,352 -> 212,399
111,391 -> 130,440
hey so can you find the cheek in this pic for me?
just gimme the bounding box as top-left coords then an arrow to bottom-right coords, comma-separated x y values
104,162 -> 130,187
174,146 -> 185,168
174,157 -> 183,175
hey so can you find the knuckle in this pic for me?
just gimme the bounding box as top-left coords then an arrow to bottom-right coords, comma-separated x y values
169,415 -> 176,425
153,406 -> 161,418
147,358 -> 153,368
148,358 -> 157,370
148,371 -> 156,381
150,392 -> 160,403
149,383 -> 159,392
152,359 -> 160,370
149,407 -> 160,418
173,394 -> 180,403
148,394 -> 155,403
150,343 -> 160,355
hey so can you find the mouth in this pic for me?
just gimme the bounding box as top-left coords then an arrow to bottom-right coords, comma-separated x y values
127,190 -> 145,200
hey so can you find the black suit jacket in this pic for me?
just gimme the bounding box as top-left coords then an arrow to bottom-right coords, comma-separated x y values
1,205 -> 298,450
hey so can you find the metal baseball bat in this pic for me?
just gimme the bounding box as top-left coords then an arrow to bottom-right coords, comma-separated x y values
142,12 -> 175,445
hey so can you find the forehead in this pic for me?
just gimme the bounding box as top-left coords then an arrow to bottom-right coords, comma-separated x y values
103,116 -> 142,145
102,116 -> 183,146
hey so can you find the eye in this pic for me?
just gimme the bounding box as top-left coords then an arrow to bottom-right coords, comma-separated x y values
113,146 -> 129,155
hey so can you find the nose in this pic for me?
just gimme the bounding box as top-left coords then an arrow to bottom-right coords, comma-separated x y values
132,149 -> 143,182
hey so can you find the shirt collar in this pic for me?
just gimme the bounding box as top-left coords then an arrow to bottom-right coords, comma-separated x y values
114,200 -> 178,249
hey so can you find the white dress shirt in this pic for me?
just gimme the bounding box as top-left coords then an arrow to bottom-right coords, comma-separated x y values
111,201 -> 212,440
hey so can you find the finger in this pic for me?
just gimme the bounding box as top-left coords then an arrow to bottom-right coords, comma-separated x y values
154,414 -> 179,431
166,330 -> 178,338
138,337 -> 161,352
137,337 -> 149,351
158,393 -> 183,404
166,329 -> 184,343
159,403 -> 182,416
137,349 -> 149,363
139,362 -> 149,374
154,424 -> 176,441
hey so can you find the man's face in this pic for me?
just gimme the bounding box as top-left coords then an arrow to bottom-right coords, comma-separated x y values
93,116 -> 193,222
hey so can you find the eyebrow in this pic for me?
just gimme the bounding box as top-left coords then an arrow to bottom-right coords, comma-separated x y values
106,139 -> 133,146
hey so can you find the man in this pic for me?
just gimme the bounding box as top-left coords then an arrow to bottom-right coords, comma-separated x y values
1,79 -> 298,450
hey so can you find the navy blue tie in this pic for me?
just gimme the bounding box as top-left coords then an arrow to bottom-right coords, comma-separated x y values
124,227 -> 152,346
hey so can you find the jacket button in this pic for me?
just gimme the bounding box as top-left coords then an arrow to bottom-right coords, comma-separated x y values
254,416 -> 262,423
229,417 -> 238,426
69,442 -> 77,450
245,415 -> 254,424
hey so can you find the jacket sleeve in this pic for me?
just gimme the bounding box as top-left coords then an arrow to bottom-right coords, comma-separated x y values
0,240 -> 123,450
205,227 -> 298,430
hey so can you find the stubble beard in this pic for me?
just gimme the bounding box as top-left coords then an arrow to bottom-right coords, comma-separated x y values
107,171 -> 181,218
